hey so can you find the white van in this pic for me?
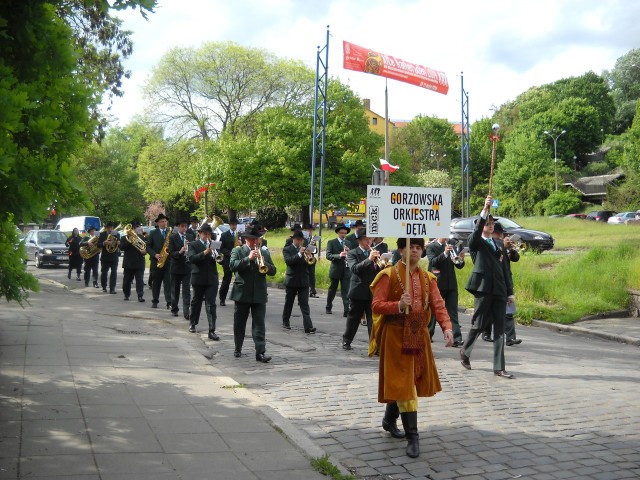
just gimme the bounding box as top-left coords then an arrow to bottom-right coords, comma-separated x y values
56,216 -> 102,234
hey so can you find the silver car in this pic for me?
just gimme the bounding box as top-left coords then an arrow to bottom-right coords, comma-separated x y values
24,230 -> 69,268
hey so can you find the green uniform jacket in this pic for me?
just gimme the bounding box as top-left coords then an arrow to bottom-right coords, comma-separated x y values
229,244 -> 276,304
219,229 -> 238,267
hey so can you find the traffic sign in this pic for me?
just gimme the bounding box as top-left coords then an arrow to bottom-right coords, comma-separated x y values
491,199 -> 499,208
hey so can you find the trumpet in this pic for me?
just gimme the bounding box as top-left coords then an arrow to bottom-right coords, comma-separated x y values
369,248 -> 389,269
505,234 -> 523,252
254,247 -> 269,274
303,235 -> 320,265
207,240 -> 224,264
447,239 -> 465,266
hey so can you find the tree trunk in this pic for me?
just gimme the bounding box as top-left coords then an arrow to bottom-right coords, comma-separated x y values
301,206 -> 310,226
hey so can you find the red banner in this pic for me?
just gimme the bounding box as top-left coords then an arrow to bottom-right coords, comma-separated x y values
343,41 -> 448,95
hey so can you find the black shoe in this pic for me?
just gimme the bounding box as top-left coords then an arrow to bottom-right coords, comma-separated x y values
481,334 -> 493,342
342,342 -> 352,350
452,340 -> 464,347
93,282 -> 99,288
507,339 -> 522,346
282,322 -> 291,330
382,403 -> 405,439
494,370 -> 515,379
325,308 -> 332,314
309,293 -> 318,298
305,327 -> 317,334
460,349 -> 471,370
255,353 -> 272,363
68,272 -> 71,279
219,300 -> 226,306
109,290 -> 116,295
103,288 -> 107,293
166,303 -> 171,310
400,412 -> 420,458
183,313 -> 189,320
234,350 -> 241,358
76,276 -> 81,281
208,332 -> 219,341
138,296 -> 145,302
124,296 -> 129,301
85,282 -> 89,287
151,303 -> 158,309
172,311 -> 178,317
189,324 -> 196,333
343,312 -> 348,318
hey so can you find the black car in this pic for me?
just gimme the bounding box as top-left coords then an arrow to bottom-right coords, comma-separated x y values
585,210 -> 616,222
24,229 -> 69,268
449,217 -> 554,253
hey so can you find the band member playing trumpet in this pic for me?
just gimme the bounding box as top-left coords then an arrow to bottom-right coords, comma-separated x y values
169,218 -> 193,319
282,230 -> 316,333
80,226 -> 99,288
120,221 -> 146,302
186,224 -> 220,340
146,213 -> 172,309
426,238 -> 466,347
218,217 -> 239,306
341,227 -> 382,350
325,223 -> 352,317
230,223 -> 276,363
98,221 -> 119,294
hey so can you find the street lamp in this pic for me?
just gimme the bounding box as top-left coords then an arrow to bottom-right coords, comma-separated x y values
543,129 -> 566,191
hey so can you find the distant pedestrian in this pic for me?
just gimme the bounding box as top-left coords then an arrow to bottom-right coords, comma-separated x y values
66,228 -> 83,281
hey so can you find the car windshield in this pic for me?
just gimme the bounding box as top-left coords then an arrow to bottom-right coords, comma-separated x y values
38,231 -> 68,244
495,218 -> 522,229
217,225 -> 230,233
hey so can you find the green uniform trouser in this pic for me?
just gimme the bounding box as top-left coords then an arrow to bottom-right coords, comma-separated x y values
233,302 -> 267,354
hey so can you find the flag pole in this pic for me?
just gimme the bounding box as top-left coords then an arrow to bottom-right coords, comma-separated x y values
384,79 -> 390,186
404,238 -> 410,314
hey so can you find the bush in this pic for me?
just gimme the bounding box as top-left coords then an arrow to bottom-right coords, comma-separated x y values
256,206 -> 288,230
541,190 -> 582,215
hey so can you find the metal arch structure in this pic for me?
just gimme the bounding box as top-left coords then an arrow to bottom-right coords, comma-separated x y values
310,26 -> 329,240
460,72 -> 471,217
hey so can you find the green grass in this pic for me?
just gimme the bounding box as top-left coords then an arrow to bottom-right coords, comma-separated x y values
310,455 -> 357,480
264,220 -> 640,325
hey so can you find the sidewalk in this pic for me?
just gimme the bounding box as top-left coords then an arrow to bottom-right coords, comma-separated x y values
0,278 -> 327,480
532,316 -> 640,346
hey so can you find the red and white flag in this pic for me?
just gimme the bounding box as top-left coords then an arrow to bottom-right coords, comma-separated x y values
379,158 -> 400,172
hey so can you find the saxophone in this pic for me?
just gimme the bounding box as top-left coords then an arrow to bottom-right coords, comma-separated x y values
156,227 -> 173,268
123,224 -> 147,254
80,227 -> 104,259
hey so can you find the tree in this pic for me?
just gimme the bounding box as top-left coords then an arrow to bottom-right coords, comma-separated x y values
0,0 -> 155,303
144,42 -> 315,140
541,190 -> 583,215
604,48 -> 640,133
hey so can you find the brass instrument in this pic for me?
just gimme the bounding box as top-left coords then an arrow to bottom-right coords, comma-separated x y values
303,235 -> 320,265
505,233 -> 523,252
447,239 -> 465,266
369,248 -> 388,269
254,247 -> 269,274
123,224 -> 147,255
156,226 -> 173,268
105,223 -> 123,254
200,215 -> 224,232
80,227 -> 104,259
207,240 -> 224,264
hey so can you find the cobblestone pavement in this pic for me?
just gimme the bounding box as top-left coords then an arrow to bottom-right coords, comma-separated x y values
22,265 -> 640,479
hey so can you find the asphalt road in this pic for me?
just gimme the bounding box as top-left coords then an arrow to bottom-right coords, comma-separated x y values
21,262 -> 640,479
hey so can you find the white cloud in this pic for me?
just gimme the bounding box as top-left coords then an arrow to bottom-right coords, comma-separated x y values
106,0 -> 637,126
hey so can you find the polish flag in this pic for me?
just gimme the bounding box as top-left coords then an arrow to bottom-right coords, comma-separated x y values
379,158 -> 400,172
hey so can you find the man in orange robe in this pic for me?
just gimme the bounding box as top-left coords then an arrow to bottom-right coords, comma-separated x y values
369,237 -> 453,458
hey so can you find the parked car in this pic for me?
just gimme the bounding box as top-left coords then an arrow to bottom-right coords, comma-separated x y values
449,217 -> 554,253
566,213 -> 587,219
585,210 -> 616,222
24,229 -> 69,268
607,211 -> 637,224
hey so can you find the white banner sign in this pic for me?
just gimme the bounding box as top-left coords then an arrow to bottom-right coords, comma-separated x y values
366,185 -> 452,238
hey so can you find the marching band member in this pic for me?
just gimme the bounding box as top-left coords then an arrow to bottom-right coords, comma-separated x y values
218,217 -> 239,306
325,223 -> 351,317
230,223 -> 276,363
120,221 -> 146,302
97,221 -> 119,294
186,224 -> 220,340
80,226 -> 99,288
146,213 -> 172,309
169,218 -> 193,319
282,230 -> 316,333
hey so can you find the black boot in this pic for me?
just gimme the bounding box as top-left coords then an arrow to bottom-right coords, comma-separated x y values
400,411 -> 420,458
382,402 -> 405,439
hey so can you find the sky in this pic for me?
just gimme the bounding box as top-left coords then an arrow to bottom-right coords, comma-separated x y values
106,0 -> 639,127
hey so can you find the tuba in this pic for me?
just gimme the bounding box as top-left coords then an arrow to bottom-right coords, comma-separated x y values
200,215 -> 224,231
156,227 -> 173,268
123,224 -> 147,255
80,227 -> 104,259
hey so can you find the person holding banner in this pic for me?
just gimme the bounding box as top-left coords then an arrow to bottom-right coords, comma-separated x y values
369,237 -> 453,458
341,227 -> 382,350
459,196 -> 515,379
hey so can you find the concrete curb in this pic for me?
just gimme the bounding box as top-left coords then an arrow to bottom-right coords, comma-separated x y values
531,319 -> 640,346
